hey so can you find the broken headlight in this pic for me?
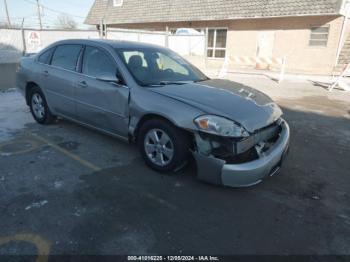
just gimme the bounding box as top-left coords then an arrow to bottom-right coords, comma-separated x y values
194,115 -> 249,138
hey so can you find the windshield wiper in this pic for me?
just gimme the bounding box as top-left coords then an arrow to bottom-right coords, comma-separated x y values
142,81 -> 192,87
194,77 -> 210,83
158,81 -> 193,85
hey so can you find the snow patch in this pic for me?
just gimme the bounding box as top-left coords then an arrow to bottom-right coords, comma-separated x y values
25,200 -> 48,210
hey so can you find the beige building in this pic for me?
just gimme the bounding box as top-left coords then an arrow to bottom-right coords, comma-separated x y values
85,0 -> 350,75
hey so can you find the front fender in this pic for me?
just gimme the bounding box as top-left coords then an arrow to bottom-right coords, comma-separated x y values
129,86 -> 204,137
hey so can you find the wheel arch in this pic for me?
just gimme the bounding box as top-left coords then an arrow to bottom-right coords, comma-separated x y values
25,81 -> 40,105
132,113 -> 194,144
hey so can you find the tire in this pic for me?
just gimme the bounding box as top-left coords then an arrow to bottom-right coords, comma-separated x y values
29,86 -> 56,125
138,119 -> 190,173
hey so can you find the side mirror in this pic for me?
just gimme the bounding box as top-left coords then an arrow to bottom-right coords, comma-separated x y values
96,73 -> 121,84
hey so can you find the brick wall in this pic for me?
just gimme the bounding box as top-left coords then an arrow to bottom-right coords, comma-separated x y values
109,15 -> 345,75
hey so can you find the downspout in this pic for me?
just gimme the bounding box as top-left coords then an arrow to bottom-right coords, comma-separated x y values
205,27 -> 208,69
100,0 -> 110,38
99,19 -> 103,38
104,20 -> 107,39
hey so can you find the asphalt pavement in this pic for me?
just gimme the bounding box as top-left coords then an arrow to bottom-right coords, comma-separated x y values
0,76 -> 349,259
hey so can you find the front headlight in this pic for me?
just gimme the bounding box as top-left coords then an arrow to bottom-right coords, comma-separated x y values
194,115 -> 249,138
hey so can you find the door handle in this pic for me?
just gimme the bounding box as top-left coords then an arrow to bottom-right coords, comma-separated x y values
78,80 -> 87,88
43,70 -> 49,76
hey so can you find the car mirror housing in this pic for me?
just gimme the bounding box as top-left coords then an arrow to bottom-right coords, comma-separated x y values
96,74 -> 120,84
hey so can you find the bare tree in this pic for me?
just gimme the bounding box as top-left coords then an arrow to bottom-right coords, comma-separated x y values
55,14 -> 77,29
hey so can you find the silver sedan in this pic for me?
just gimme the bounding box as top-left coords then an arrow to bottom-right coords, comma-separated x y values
16,39 -> 290,187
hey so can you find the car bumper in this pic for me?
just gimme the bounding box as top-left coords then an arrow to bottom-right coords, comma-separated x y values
193,120 -> 290,187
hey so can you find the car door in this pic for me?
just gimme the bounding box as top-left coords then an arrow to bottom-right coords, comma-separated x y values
42,44 -> 83,118
75,45 -> 130,137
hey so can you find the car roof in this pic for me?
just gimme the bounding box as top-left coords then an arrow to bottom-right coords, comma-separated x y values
50,39 -> 166,50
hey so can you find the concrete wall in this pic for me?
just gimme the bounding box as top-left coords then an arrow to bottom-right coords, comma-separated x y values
0,15 -> 345,84
109,15 -> 345,75
107,28 -> 168,46
234,15 -> 343,75
24,30 -> 100,54
0,28 -> 205,60
168,35 -> 205,56
0,29 -> 100,63
0,29 -> 24,64
0,63 -> 17,90
107,28 -> 205,56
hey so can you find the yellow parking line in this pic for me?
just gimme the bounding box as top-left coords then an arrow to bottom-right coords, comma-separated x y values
0,139 -> 41,156
28,131 -> 178,210
29,132 -> 101,172
0,233 -> 50,262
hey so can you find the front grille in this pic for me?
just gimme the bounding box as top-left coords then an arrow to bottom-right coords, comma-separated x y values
195,120 -> 282,164
253,122 -> 281,144
235,121 -> 281,154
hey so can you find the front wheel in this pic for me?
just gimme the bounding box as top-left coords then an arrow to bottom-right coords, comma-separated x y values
138,119 -> 190,173
29,86 -> 56,124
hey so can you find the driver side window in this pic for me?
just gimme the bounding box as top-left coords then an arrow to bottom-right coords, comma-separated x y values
82,46 -> 117,78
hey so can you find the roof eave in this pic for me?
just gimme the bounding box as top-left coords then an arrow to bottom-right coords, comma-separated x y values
86,12 -> 343,26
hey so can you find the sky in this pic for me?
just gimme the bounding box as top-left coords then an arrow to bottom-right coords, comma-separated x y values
0,0 -> 95,29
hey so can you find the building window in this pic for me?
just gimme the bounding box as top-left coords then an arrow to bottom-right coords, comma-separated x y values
309,26 -> 329,47
207,28 -> 227,58
113,0 -> 123,7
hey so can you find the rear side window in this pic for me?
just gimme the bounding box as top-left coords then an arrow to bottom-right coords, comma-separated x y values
51,44 -> 82,71
38,48 -> 54,64
82,46 -> 117,78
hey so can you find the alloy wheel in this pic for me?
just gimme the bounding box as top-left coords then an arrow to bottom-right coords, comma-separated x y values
31,93 -> 45,119
144,128 -> 174,166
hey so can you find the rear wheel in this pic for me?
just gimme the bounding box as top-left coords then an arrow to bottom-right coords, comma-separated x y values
138,119 -> 190,173
29,86 -> 56,124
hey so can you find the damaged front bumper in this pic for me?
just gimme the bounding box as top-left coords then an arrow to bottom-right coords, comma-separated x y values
192,119 -> 290,187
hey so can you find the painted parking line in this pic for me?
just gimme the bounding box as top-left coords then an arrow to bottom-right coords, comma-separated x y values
0,139 -> 41,156
29,132 -> 102,172
28,131 -> 177,210
0,233 -> 50,262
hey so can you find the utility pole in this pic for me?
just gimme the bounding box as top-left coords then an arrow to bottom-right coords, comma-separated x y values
21,18 -> 27,55
3,0 -> 12,28
36,0 -> 42,30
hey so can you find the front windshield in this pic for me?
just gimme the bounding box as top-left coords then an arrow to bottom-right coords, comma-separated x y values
116,48 -> 209,86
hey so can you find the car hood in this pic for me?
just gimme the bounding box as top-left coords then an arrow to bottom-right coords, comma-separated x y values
150,79 -> 282,133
